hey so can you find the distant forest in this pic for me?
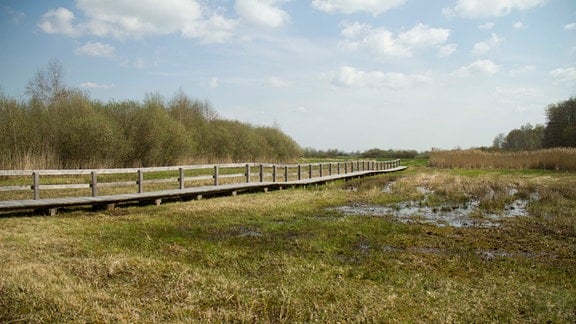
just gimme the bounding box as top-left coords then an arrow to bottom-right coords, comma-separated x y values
492,96 -> 576,151
0,61 -> 302,169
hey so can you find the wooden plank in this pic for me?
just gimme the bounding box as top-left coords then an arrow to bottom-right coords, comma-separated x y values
0,185 -> 30,191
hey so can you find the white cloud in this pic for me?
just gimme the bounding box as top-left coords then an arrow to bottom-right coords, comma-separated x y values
443,0 -> 546,19
437,43 -> 457,57
496,86 -> 540,98
471,33 -> 503,55
295,106 -> 308,113
508,65 -> 536,76
209,77 -> 219,89
331,66 -> 431,90
133,57 -> 145,69
235,0 -> 290,28
79,82 -> 114,89
340,21 -> 370,39
513,21 -> 524,29
452,59 -> 500,77
550,66 -> 576,84
478,22 -> 495,30
564,23 -> 576,31
267,76 -> 290,88
38,7 -> 79,36
74,41 -> 115,58
312,0 -> 406,15
39,0 -> 237,43
341,22 -> 450,57
181,14 -> 238,43
2,5 -> 25,24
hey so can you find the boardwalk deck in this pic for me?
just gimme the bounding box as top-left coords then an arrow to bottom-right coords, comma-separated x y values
0,166 -> 407,215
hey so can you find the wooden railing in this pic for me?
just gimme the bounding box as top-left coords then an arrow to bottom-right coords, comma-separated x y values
0,160 -> 401,201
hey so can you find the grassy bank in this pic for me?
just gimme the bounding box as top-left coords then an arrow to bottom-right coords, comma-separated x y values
1,166 -> 575,322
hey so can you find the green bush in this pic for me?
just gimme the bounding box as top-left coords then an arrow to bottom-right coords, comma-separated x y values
0,86 -> 302,169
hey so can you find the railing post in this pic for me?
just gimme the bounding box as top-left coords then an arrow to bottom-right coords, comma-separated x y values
298,165 -> 302,180
214,165 -> 219,186
91,171 -> 98,197
309,164 -> 313,179
344,162 -> 348,174
138,170 -> 143,193
319,164 -> 323,178
351,161 -> 354,173
329,163 -> 332,176
259,164 -> 264,182
272,165 -> 277,182
33,172 -> 40,200
284,166 -> 288,182
362,161 -> 365,171
337,162 -> 341,174
245,164 -> 251,183
179,167 -> 185,190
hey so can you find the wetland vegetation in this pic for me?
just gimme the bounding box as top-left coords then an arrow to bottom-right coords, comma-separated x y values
1,164 -> 574,322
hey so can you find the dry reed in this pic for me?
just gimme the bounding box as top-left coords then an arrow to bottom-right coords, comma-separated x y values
429,148 -> 576,171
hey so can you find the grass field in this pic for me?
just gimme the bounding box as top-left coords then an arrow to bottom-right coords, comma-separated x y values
1,164 -> 575,322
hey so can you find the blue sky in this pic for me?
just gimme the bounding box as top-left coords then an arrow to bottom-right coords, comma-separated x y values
1,0 -> 575,151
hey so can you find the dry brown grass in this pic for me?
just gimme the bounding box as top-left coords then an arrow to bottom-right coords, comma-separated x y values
429,148 -> 576,171
1,167 -> 575,322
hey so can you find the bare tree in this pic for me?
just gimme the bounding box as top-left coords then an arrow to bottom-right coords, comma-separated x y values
25,59 -> 67,107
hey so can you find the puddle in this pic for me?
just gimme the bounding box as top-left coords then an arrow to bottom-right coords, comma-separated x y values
330,193 -> 533,228
230,226 -> 263,237
346,182 -> 541,228
382,181 -> 396,193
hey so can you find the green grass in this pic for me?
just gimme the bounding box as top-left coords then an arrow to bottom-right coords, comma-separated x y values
1,166 -> 575,322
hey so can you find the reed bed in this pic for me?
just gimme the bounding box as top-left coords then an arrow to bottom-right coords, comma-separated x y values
429,148 -> 576,171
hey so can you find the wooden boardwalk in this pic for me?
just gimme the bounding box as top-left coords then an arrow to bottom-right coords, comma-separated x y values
0,162 -> 406,215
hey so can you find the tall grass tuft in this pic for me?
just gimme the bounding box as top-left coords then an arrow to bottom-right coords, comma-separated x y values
429,148 -> 576,171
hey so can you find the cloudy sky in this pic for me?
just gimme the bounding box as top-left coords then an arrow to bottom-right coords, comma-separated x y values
1,0 -> 575,151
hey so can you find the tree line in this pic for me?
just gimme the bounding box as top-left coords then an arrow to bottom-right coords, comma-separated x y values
492,97 -> 576,151
302,147 -> 422,159
0,61 -> 301,169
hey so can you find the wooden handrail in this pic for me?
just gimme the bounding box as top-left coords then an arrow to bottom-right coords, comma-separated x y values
0,160 -> 401,201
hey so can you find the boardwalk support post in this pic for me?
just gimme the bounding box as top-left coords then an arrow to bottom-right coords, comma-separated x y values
33,172 -> 40,200
179,168 -> 185,190
138,170 -> 144,193
91,171 -> 98,197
